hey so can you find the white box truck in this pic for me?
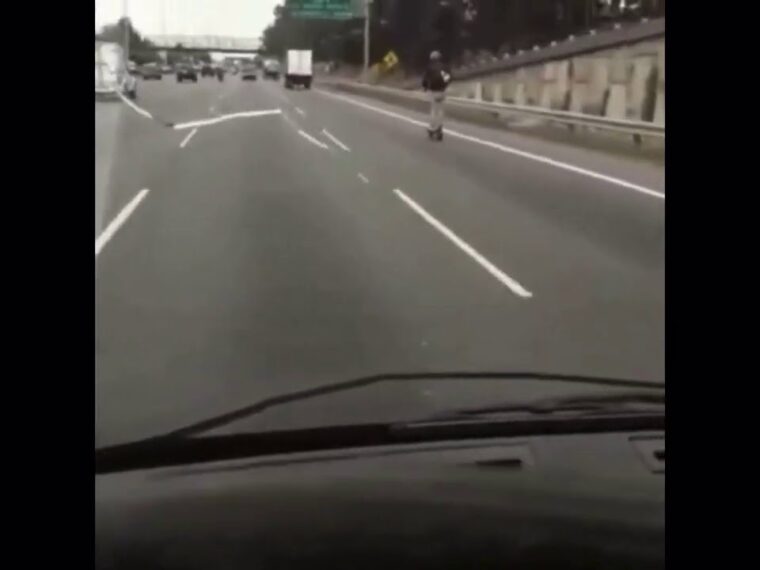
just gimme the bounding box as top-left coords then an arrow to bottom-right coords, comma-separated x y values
284,50 -> 312,90
95,41 -> 137,100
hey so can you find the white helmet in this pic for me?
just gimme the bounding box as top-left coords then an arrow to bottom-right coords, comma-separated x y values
430,50 -> 442,61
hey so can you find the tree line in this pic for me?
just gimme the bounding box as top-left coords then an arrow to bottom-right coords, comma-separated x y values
261,0 -> 665,73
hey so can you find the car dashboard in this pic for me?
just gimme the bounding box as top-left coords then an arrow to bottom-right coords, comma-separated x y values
96,430 -> 664,569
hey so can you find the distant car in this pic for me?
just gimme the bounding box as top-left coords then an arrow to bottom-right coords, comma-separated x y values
176,65 -> 198,83
201,64 -> 215,77
241,63 -> 258,81
161,64 -> 172,74
139,63 -> 162,80
263,59 -> 281,80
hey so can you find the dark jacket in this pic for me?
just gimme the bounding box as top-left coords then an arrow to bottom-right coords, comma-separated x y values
422,64 -> 451,92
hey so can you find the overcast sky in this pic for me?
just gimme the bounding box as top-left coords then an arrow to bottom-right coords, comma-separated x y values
95,0 -> 281,39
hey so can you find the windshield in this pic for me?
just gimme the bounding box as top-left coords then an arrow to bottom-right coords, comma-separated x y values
95,0 -> 664,449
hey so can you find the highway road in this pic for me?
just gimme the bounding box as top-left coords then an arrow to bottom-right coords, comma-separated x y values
95,75 -> 664,447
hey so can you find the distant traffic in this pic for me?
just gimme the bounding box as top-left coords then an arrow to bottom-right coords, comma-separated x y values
121,52 -> 311,89
124,55 -> 291,86
97,47 -> 314,102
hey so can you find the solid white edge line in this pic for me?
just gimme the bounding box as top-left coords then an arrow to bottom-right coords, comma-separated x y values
179,127 -> 198,148
322,129 -> 351,152
298,129 -> 329,150
393,189 -> 533,299
173,109 -> 282,130
295,106 -> 306,116
116,91 -> 153,119
316,89 -> 664,200
358,173 -> 369,184
448,129 -> 664,199
95,189 -> 150,257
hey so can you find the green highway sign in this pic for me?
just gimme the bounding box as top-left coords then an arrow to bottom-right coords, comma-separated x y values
286,0 -> 356,20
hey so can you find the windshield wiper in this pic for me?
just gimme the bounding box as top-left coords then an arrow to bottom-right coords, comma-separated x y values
96,375 -> 663,474
139,372 -> 663,440
412,391 -> 665,424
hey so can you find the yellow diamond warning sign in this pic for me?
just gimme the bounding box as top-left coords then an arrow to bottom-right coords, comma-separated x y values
382,50 -> 399,70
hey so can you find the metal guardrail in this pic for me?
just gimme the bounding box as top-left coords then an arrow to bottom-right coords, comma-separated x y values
320,79 -> 664,139
447,95 -> 665,137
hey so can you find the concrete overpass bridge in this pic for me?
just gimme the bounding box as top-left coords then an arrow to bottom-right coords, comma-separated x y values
144,35 -> 261,54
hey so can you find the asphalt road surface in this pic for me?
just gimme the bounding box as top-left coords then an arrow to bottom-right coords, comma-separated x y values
95,75 -> 664,447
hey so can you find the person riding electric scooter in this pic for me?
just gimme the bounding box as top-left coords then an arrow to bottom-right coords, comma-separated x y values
421,51 -> 451,141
